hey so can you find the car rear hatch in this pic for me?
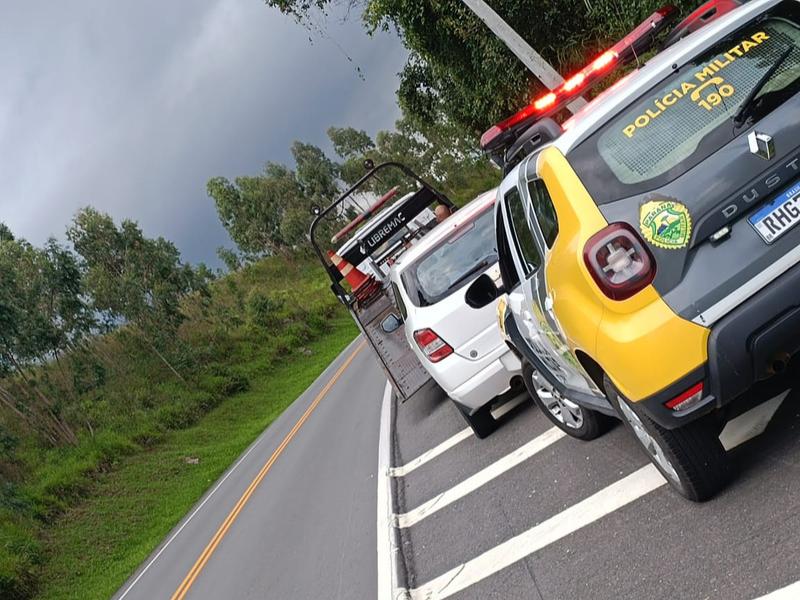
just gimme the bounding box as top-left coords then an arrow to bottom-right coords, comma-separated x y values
568,0 -> 800,326
417,265 -> 505,362
400,206 -> 503,361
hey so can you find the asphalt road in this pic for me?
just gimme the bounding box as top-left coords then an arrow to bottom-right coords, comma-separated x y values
392,377 -> 800,599
114,336 -> 387,600
115,334 -> 800,600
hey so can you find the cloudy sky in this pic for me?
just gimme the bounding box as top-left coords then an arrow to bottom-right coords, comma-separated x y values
0,1 -> 407,266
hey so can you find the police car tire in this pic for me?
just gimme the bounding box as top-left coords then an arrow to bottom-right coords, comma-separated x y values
455,401 -> 496,439
604,375 -> 732,503
522,363 -> 610,441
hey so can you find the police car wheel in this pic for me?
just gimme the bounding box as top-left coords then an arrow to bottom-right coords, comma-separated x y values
604,375 -> 732,502
522,362 -> 609,441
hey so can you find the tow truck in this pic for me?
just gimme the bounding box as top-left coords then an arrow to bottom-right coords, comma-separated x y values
485,0 -> 800,500
310,162 -> 456,400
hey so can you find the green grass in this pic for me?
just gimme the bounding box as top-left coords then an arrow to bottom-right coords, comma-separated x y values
0,255 -> 360,599
33,313 -> 357,600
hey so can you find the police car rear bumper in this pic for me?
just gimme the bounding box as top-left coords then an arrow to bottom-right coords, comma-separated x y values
640,258 -> 800,429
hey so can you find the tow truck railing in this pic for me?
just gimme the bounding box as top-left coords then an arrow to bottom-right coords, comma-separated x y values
309,161 -> 454,303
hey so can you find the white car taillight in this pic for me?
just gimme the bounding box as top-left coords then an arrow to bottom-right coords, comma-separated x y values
583,223 -> 656,301
413,328 -> 454,363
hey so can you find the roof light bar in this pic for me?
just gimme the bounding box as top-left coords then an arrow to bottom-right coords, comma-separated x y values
480,5 -> 679,155
534,92 -> 558,110
563,72 -> 586,92
590,50 -> 617,72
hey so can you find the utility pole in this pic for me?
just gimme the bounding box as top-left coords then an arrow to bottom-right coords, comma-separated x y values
461,0 -> 587,113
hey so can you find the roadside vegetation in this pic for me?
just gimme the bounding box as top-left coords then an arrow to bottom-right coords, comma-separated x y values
0,229 -> 353,598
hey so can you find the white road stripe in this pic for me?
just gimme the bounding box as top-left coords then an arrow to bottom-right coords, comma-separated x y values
117,438 -> 266,599
395,426 -> 565,529
389,429 -> 472,478
389,394 -> 529,478
377,381 -> 405,600
490,394 -> 529,420
407,464 -> 666,600
752,580 -> 800,599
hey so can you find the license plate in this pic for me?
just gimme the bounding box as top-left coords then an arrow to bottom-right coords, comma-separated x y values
749,181 -> 800,244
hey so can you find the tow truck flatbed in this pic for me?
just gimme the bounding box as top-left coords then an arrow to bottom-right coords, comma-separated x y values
310,162 -> 455,400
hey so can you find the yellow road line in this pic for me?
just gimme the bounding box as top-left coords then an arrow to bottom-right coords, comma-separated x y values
170,339 -> 367,600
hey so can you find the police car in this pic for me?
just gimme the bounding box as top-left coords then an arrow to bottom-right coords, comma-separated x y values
488,0 -> 800,500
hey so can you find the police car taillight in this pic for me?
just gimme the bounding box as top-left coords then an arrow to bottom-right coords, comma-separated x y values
480,5 -> 678,154
583,223 -> 655,301
664,382 -> 704,411
413,328 -> 454,363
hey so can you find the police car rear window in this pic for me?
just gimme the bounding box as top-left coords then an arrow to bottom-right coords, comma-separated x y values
570,4 -> 800,203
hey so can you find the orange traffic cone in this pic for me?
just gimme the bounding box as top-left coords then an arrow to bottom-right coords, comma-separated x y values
328,250 -> 370,289
327,250 -> 382,306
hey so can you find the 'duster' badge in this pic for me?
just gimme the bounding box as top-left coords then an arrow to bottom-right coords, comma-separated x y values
639,200 -> 692,249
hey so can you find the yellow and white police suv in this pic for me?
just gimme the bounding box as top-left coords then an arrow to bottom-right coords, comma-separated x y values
487,0 -> 800,501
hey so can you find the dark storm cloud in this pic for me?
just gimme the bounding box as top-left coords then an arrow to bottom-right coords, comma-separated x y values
0,0 -> 406,265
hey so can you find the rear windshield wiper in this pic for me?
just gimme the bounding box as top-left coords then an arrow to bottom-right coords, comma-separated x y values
448,255 -> 497,290
733,45 -> 794,126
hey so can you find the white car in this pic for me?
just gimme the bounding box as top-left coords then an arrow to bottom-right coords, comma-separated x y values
389,190 -> 524,437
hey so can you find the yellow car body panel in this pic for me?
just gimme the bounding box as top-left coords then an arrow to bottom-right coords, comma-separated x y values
537,147 -> 709,402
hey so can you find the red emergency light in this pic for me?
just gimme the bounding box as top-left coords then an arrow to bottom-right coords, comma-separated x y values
480,5 -> 679,154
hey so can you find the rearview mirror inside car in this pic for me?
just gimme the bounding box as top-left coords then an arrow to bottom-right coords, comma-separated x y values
380,313 -> 404,334
465,274 -> 499,309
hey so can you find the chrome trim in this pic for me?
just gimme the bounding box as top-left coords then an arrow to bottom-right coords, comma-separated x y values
692,242 -> 800,326
749,131 -> 775,160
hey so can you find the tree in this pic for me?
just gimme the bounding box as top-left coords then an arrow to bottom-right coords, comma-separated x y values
328,117 -> 498,204
0,235 -> 84,445
40,239 -> 94,357
266,0 -> 699,133
67,208 -> 204,381
328,127 -> 375,160
193,262 -> 217,285
208,144 -> 345,259
293,141 -> 339,201
217,247 -> 243,272
283,142 -> 342,248
208,163 -> 303,259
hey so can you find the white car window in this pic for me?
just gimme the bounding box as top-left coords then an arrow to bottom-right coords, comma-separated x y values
402,208 -> 496,306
